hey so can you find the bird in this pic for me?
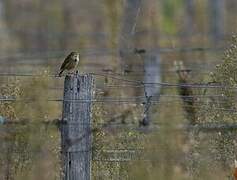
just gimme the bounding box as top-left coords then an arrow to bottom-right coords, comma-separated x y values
59,52 -> 80,76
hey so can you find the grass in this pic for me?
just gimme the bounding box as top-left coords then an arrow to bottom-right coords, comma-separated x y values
1,38 -> 237,179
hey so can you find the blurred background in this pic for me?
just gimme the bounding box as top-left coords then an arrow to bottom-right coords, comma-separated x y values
1,0 -> 237,180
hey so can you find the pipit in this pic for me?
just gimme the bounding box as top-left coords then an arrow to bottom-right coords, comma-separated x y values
59,52 -> 80,76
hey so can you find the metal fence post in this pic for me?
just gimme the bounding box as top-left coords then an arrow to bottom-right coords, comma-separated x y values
61,74 -> 94,180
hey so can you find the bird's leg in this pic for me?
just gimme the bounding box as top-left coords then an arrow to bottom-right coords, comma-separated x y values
68,68 -> 77,76
68,70 -> 74,76
74,66 -> 79,75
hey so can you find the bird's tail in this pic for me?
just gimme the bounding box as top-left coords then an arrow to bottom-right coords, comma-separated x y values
59,70 -> 64,77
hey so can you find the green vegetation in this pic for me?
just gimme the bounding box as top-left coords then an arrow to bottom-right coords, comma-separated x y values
0,0 -> 237,179
0,70 -> 60,180
188,35 -> 237,179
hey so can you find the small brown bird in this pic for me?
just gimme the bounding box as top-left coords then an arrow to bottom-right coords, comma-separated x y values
59,52 -> 80,76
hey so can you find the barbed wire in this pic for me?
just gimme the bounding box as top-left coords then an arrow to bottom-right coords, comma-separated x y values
0,72 -> 233,90
91,73 -> 237,89
0,46 -> 225,60
0,58 -> 220,69
0,67 -> 214,74
0,96 -> 230,104
0,92 -> 233,102
0,70 -> 213,79
1,116 -> 237,131
2,116 -> 237,128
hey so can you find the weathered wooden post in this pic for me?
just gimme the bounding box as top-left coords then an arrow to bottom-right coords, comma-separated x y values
208,0 -> 225,43
143,54 -> 161,101
119,0 -> 142,73
61,74 -> 94,180
174,61 -> 196,125
140,53 -> 161,126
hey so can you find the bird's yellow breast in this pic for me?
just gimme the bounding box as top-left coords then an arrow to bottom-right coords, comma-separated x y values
64,60 -> 78,70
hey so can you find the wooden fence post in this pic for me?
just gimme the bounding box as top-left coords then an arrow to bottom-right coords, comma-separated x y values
208,0 -> 224,43
174,61 -> 196,125
61,74 -> 94,180
140,53 -> 161,126
119,0 -> 142,73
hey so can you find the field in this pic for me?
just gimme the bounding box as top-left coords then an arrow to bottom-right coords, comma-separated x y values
1,1 -> 237,180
